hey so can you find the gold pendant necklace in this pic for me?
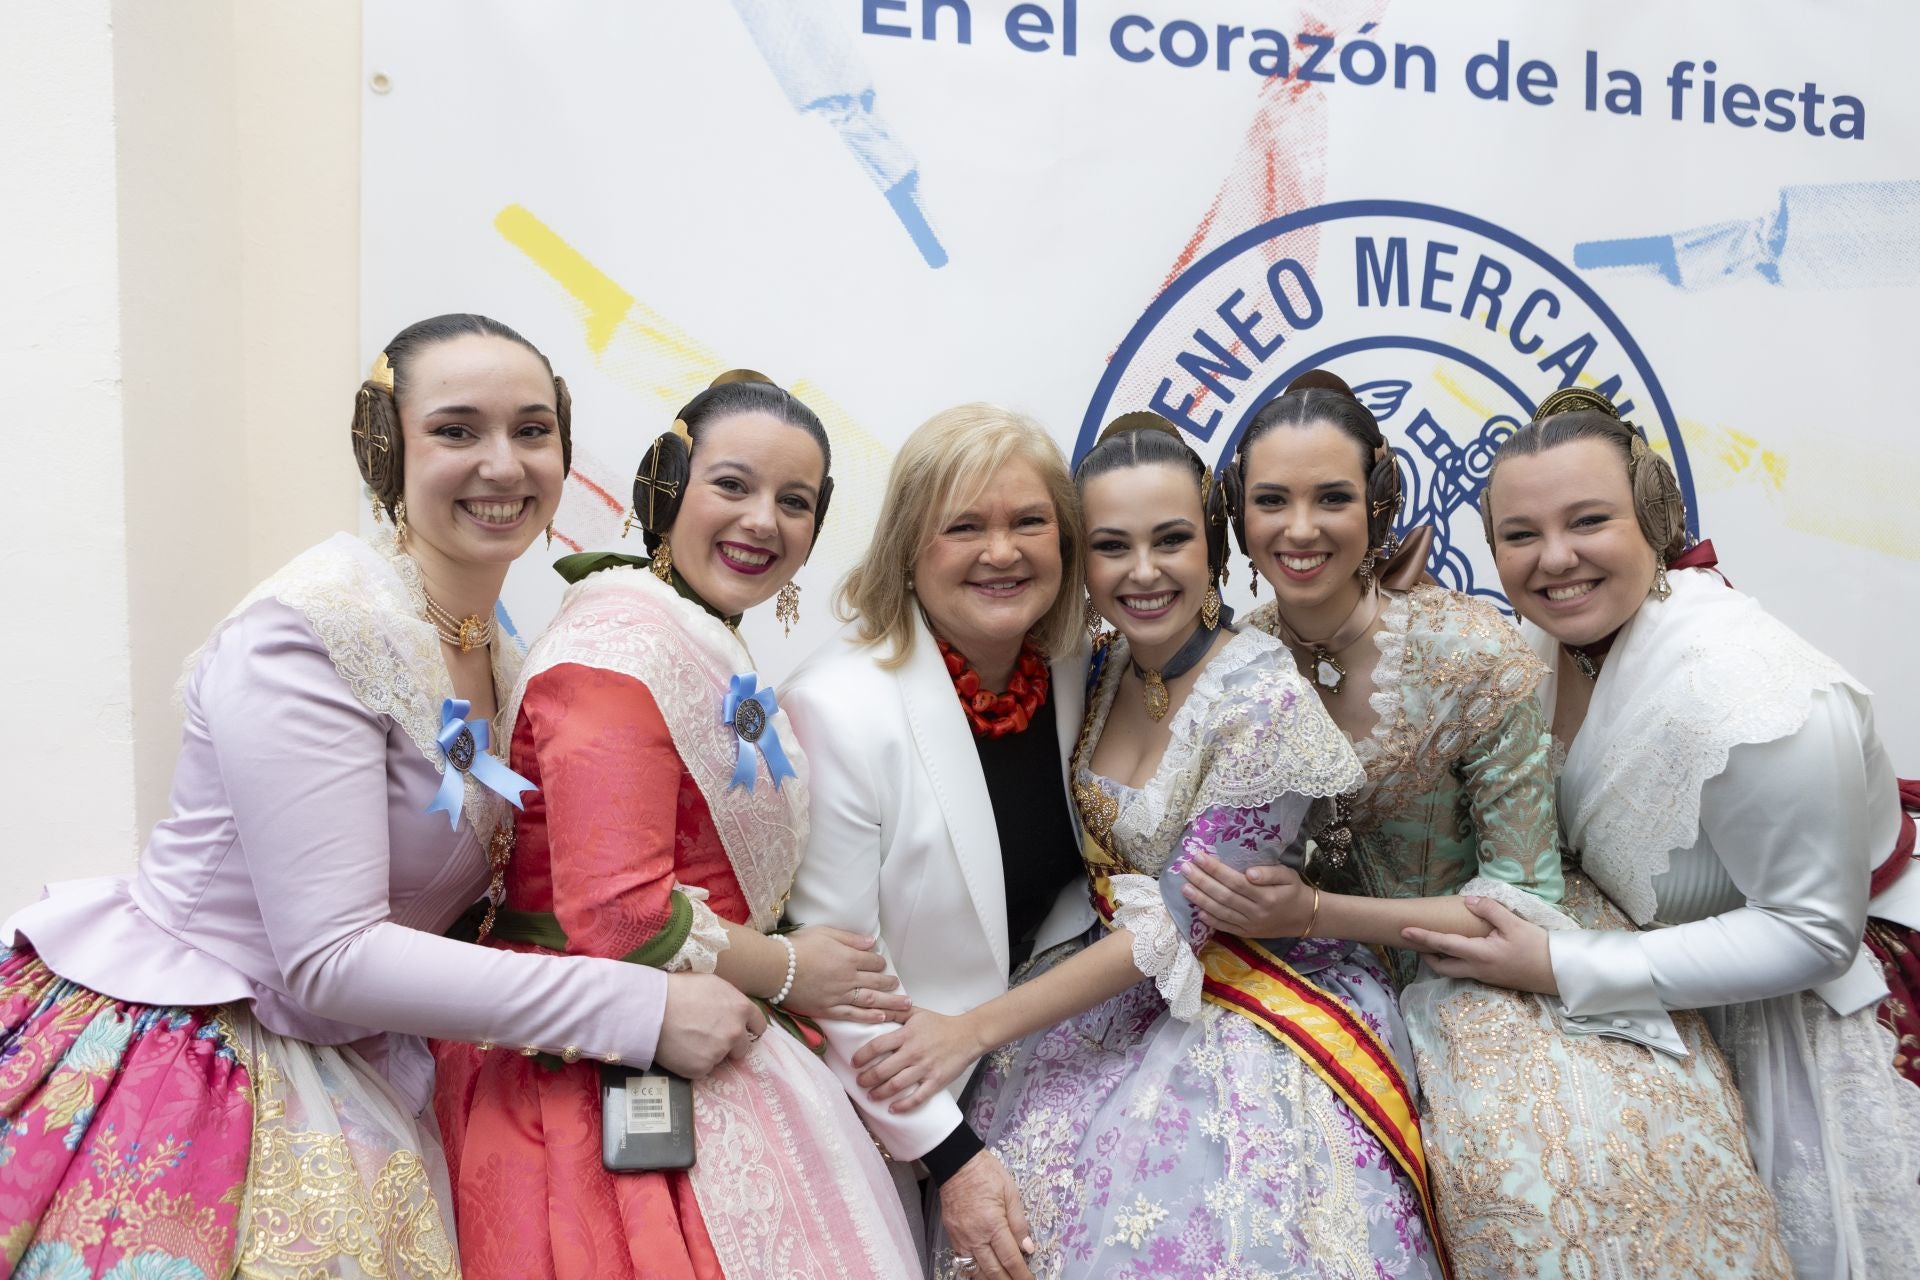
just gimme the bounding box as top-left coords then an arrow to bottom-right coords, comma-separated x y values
1128,616 -> 1224,723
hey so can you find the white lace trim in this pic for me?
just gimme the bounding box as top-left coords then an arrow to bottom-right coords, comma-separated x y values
1458,874 -> 1576,931
1086,629 -> 1363,868
1555,570 -> 1866,924
1716,991 -> 1920,1275
175,527 -> 522,844
1249,588 -> 1547,813
667,885 -> 731,974
1108,873 -> 1203,1021
504,566 -> 808,932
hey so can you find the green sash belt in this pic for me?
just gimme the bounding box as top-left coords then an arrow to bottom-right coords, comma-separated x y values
445,895 -> 824,1060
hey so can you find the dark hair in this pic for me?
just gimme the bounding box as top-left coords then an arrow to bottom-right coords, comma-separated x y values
632,372 -> 835,559
1222,370 -> 1400,555
350,313 -> 572,520
1075,412 -> 1231,582
1479,389 -> 1687,561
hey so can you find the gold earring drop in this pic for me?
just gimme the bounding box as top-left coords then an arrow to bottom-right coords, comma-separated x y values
1201,585 -> 1222,630
1247,555 -> 1257,596
1652,563 -> 1672,600
393,500 -> 409,546
775,581 -> 801,637
650,538 -> 674,583
1084,595 -> 1106,642
545,522 -> 555,549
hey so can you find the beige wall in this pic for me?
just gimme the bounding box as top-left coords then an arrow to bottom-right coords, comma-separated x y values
2,2 -> 359,915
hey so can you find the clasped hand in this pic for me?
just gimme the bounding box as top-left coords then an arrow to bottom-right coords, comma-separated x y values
851,1007 -> 986,1113
1180,854 -> 1314,937
1402,896 -> 1559,995
782,926 -> 913,1024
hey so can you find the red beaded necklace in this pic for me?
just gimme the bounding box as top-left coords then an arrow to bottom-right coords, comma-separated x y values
937,636 -> 1050,739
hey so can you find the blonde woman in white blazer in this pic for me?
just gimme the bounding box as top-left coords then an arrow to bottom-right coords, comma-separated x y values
784,404 -> 1094,1280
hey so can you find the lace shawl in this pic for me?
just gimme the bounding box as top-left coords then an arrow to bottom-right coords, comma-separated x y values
1085,631 -> 1362,1019
1551,568 -> 1866,925
1087,629 -> 1363,870
503,566 -> 808,933
178,527 -> 524,846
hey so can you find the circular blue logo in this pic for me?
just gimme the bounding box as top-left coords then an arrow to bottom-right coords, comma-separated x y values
1080,200 -> 1693,605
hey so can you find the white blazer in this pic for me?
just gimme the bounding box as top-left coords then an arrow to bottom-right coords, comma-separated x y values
781,611 -> 1096,1160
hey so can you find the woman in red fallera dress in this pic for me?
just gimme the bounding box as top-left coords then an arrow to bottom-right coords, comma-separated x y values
433,373 -> 920,1280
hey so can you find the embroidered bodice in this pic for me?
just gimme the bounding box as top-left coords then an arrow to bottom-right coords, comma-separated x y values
1078,629 -> 1360,872
1249,586 -> 1560,985
1077,628 -> 1364,1018
7,529 -> 675,1107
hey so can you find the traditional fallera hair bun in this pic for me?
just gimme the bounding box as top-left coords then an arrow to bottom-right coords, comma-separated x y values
1075,411 -> 1231,582
1223,368 -> 1402,556
631,369 -> 836,559
351,313 -> 572,520
1478,386 -> 1688,561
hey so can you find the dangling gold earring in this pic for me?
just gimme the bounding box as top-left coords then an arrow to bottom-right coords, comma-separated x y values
393,500 -> 408,547
1247,555 -> 1258,596
650,538 -> 674,583
371,494 -> 386,524
1201,585 -> 1222,631
1357,549 -> 1379,594
545,522 -> 555,549
775,581 -> 801,638
1652,563 -> 1672,600
1084,595 -> 1106,642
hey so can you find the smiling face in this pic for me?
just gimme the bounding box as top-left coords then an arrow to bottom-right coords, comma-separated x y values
912,457 -> 1064,667
398,334 -> 565,570
667,410 -> 826,617
1488,437 -> 1658,646
1240,422 -> 1372,622
1082,463 -> 1209,662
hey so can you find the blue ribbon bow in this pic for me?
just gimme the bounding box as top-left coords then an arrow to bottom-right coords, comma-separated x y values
722,673 -> 797,792
427,698 -> 537,828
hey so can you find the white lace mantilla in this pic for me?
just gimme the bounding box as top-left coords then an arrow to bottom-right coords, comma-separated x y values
178,528 -> 523,845
1084,630 -> 1363,1019
1087,628 -> 1364,863
503,567 -> 807,933
1554,569 -> 1866,925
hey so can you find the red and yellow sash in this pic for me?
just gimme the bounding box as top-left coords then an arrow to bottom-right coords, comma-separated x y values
1083,831 -> 1450,1277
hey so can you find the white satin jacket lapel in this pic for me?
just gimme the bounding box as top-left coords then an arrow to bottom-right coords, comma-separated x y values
898,613 -> 1011,976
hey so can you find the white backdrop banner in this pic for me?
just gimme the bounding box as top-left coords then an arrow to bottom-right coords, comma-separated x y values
364,0 -> 1919,762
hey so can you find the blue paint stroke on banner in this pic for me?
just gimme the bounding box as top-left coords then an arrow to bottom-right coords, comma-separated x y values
728,0 -> 949,267
1575,179 -> 1920,290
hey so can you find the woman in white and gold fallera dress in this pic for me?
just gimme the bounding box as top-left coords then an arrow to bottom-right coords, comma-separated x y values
1414,387 -> 1920,1279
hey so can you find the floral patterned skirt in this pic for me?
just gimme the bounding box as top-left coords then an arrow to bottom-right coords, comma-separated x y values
0,945 -> 460,1280
0,945 -> 252,1279
942,933 -> 1441,1280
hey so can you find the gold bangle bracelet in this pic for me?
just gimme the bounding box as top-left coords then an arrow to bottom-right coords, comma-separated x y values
1303,886 -> 1321,939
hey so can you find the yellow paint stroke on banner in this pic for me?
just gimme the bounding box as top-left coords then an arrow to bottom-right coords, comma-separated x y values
493,203 -> 893,561
1674,420 -> 1919,561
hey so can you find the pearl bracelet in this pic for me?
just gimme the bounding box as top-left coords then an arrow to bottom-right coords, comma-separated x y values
770,933 -> 797,1006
